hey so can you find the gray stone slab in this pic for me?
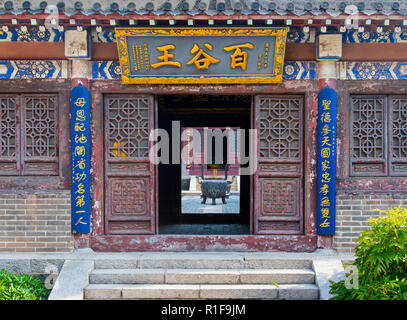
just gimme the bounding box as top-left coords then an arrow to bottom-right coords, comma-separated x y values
121,284 -> 200,299
277,284 -> 319,300
90,269 -> 165,284
84,284 -> 122,299
165,269 -> 240,284
239,269 -> 315,284
48,260 -> 94,300
94,259 -> 139,269
312,259 -> 346,300
0,259 -> 31,274
243,257 -> 313,269
139,253 -> 245,269
30,259 -> 65,274
199,284 -> 279,299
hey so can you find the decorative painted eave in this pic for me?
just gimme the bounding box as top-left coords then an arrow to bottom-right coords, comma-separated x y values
1,1 -> 407,20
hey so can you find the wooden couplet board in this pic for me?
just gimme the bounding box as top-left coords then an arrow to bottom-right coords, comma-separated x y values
316,87 -> 337,235
115,27 -> 287,84
253,96 -> 304,234
70,85 -> 91,233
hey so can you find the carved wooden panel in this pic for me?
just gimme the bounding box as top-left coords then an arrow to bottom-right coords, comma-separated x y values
254,96 -> 304,235
104,95 -> 155,235
110,178 -> 149,216
350,96 -> 387,176
261,179 -> 298,216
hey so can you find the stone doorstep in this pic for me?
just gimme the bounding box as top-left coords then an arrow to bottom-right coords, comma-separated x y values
95,256 -> 314,269
84,284 -> 319,300
89,268 -> 315,285
138,254 -> 245,269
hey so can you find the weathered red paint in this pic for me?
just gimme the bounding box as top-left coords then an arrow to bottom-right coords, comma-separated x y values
318,78 -> 336,90
89,80 -> 320,252
90,88 -> 105,236
304,91 -> 318,237
71,78 -> 89,89
0,80 -> 71,190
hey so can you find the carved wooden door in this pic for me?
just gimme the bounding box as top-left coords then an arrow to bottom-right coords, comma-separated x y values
104,95 -> 156,234
253,96 -> 304,234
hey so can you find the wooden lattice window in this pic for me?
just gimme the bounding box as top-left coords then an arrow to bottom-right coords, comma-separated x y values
390,97 -> 407,176
106,97 -> 149,159
350,95 -> 407,176
259,97 -> 301,159
0,94 -> 58,176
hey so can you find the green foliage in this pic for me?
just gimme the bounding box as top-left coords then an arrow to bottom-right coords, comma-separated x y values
0,269 -> 50,300
330,207 -> 407,300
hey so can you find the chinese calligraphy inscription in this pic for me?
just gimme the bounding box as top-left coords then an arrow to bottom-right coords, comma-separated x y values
115,28 -> 287,84
316,87 -> 337,235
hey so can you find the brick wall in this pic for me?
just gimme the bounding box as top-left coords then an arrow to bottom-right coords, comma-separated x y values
334,193 -> 407,253
0,191 -> 73,253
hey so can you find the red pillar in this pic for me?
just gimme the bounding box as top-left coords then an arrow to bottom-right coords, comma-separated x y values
317,60 -> 337,249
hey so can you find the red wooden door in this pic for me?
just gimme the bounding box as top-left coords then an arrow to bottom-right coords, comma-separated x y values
253,96 -> 304,234
104,95 -> 156,235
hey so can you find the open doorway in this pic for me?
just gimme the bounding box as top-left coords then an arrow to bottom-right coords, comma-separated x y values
158,95 -> 251,235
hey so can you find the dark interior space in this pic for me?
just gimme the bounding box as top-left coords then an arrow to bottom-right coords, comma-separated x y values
157,95 -> 251,235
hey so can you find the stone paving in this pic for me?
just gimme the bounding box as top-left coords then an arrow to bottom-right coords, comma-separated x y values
181,194 -> 240,214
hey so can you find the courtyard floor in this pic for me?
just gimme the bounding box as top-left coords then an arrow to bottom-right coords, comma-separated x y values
181,194 -> 240,214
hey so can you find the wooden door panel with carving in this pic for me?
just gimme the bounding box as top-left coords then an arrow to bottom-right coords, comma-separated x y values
254,96 -> 304,234
104,95 -> 155,235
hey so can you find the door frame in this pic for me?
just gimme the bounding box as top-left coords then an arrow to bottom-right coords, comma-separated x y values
89,80 -> 318,252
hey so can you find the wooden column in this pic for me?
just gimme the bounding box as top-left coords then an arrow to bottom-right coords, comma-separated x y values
67,29 -> 92,249
316,34 -> 341,249
71,59 -> 92,249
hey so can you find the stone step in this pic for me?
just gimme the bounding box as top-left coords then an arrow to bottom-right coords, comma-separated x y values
84,283 -> 319,300
94,255 -> 312,270
89,268 -> 315,285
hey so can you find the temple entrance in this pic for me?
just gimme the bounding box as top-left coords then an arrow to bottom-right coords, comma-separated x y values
158,95 -> 251,235
102,93 -> 305,239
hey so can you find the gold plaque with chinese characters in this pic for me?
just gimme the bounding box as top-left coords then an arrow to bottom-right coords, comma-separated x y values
115,27 -> 287,84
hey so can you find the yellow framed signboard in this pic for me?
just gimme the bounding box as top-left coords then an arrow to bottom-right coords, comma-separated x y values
115,27 -> 287,84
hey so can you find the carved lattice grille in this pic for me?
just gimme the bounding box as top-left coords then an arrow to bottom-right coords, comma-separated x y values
106,97 -> 149,159
259,97 -> 301,159
23,95 -> 57,159
351,96 -> 385,160
350,95 -> 407,176
0,94 -> 58,176
390,97 -> 407,175
391,98 -> 407,160
0,96 -> 17,159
